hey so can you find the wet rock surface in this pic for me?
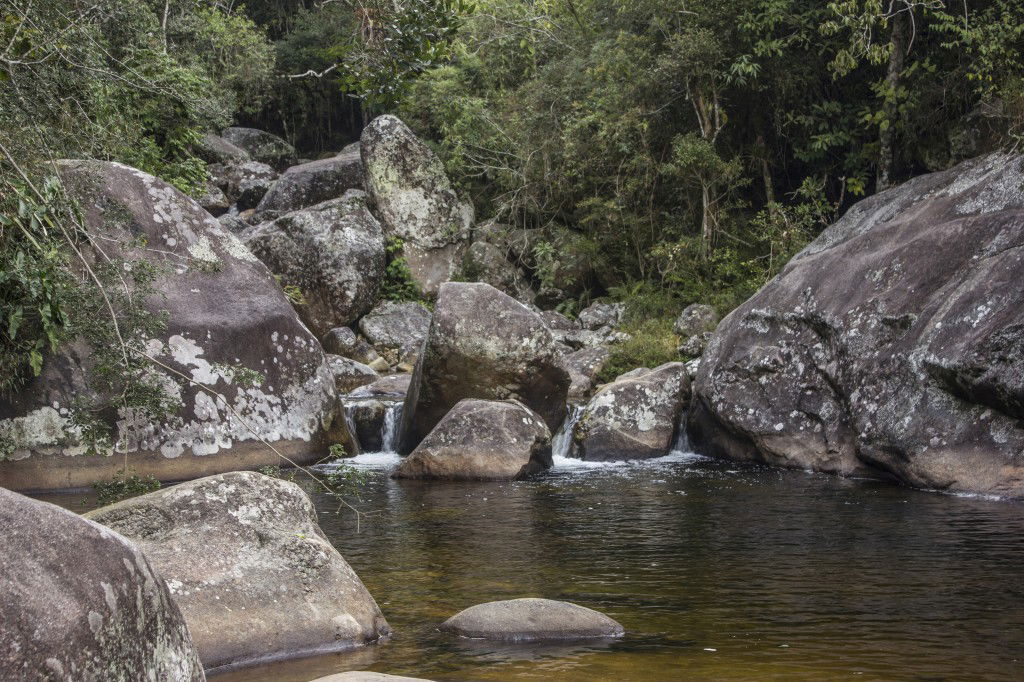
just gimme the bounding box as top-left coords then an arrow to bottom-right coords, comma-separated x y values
439,598 -> 624,641
361,115 -> 473,295
393,399 -> 551,480
245,191 -> 385,335
1,487 -> 204,681
86,471 -> 391,670
692,152 -> 1024,496
575,362 -> 689,461
0,161 -> 337,491
400,283 -> 570,452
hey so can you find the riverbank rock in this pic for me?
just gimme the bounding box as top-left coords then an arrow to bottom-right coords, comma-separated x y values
1,488 -> 204,681
439,598 -> 624,641
564,347 -> 611,400
323,327 -> 382,365
327,355 -> 379,393
86,471 -> 390,670
678,331 -> 713,357
393,399 -> 551,480
0,161 -> 338,492
255,148 -> 363,218
358,301 -> 431,362
245,191 -> 385,336
575,362 -> 689,461
462,241 -> 536,304
578,302 -> 623,331
208,160 -> 279,210
691,152 -> 1024,496
361,115 -> 473,295
673,303 -> 718,337
196,133 -> 250,165
222,127 -> 297,171
350,374 -> 412,399
400,283 -> 570,452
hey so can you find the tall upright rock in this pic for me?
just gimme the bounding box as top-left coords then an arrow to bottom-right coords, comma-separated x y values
691,152 -> 1024,497
0,161 -> 339,492
360,115 -> 473,295
400,283 -> 570,452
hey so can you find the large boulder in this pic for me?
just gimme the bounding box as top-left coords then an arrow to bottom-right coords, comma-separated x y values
462,241 -> 536,304
691,152 -> 1024,497
0,161 -> 339,492
208,160 -> 279,210
400,283 -> 570,452
326,354 -> 379,394
255,147 -> 363,218
245,191 -> 385,336
221,127 -> 297,171
196,132 -> 250,165
563,347 -> 611,401
577,302 -> 623,331
358,301 -> 432,360
392,399 -> 551,480
85,471 -> 391,669
575,362 -> 689,461
439,598 -> 624,641
673,303 -> 719,337
361,115 -> 473,295
1,487 -> 204,681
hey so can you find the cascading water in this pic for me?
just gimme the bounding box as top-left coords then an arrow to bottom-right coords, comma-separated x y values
379,401 -> 403,453
551,403 -> 584,460
670,410 -> 692,454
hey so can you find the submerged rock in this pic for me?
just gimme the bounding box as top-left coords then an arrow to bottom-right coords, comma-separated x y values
575,362 -> 689,461
86,471 -> 391,670
439,598 -> 624,641
245,191 -> 385,336
392,399 -> 551,480
401,283 -> 570,452
1,487 -> 204,681
692,152 -> 1024,497
0,161 -> 338,491
221,127 -> 297,171
255,148 -> 363,218
361,115 -> 473,295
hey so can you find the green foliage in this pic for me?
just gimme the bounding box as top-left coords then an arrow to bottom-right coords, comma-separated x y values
381,237 -> 424,302
324,460 -> 368,501
257,464 -> 299,482
93,469 -> 162,505
597,317 -> 679,384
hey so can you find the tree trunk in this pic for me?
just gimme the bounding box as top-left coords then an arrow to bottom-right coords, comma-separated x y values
878,9 -> 910,192
701,181 -> 713,257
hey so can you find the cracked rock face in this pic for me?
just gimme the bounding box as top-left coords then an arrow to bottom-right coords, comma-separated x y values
245,191 -> 386,336
0,161 -> 338,492
1,488 -> 204,681
400,283 -> 570,452
392,398 -> 551,480
691,152 -> 1024,497
360,115 -> 473,295
255,148 -> 363,218
575,362 -> 689,461
86,471 -> 391,670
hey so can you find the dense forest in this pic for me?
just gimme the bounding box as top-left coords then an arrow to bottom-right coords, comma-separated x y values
2,0 -> 1023,398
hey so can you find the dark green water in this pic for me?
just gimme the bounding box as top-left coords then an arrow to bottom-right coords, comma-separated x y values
47,452 -> 1024,680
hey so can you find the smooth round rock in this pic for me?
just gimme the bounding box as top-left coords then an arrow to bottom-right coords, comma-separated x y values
309,673 -> 432,682
439,598 -> 624,641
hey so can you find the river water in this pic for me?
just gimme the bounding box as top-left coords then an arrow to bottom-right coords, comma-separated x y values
204,450 -> 1023,681
44,449 -> 1024,680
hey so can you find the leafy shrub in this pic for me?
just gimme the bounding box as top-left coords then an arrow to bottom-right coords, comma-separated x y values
381,237 -> 424,302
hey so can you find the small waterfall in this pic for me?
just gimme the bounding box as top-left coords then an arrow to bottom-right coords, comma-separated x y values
670,410 -> 692,454
380,401 -> 403,453
551,403 -> 584,460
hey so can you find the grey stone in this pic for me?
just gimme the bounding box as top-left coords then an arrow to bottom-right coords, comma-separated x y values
691,152 -> 1024,497
673,304 -> 719,337
0,161 -> 338,491
222,127 -> 297,171
256,148 -> 363,217
400,283 -> 570,452
564,346 -> 611,400
322,327 -> 382,365
198,183 -> 230,217
326,354 -> 379,394
575,362 -> 689,461
208,161 -> 279,210
245,191 -> 385,336
86,471 -> 391,670
462,241 -> 536,304
361,115 -> 473,295
358,301 -> 431,358
439,598 -> 624,641
309,673 -> 431,682
578,302 -> 624,331
349,374 -> 412,399
678,331 -> 713,357
392,399 -> 551,480
196,133 -> 250,165
0,487 -> 204,681
540,310 -> 579,332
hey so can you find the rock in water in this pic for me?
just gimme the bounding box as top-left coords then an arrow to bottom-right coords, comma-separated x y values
392,399 -> 551,480
310,674 -> 431,682
361,115 -> 473,295
221,127 -> 297,171
575,363 -> 689,461
692,152 -> 1024,497
400,283 -> 570,452
0,487 -> 204,681
439,598 -> 624,641
85,471 -> 391,670
0,161 -> 339,492
255,148 -> 363,218
245,191 -> 386,336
